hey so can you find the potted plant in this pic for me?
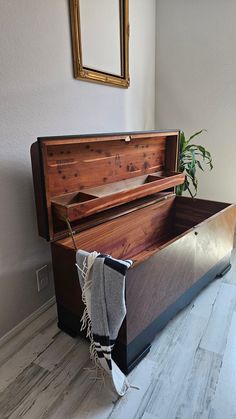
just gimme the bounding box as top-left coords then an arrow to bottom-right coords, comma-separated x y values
176,130 -> 213,198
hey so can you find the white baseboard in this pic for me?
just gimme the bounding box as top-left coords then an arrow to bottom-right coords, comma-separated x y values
0,296 -> 56,348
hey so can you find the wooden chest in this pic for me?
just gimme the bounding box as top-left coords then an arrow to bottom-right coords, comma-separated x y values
31,130 -> 236,374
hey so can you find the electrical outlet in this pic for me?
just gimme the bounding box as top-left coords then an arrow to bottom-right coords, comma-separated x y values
36,265 -> 49,292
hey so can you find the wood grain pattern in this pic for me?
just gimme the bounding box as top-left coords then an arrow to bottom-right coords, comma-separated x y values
0,322 -> 58,392
57,195 -> 176,259
210,311 -> 236,418
9,342 -> 90,419
44,136 -> 167,196
34,330 -> 78,372
199,282 -> 236,355
194,210 -> 236,280
57,196 -> 235,265
51,193 -> 173,243
44,367 -> 97,419
52,171 -> 184,222
125,228 -> 196,343
0,305 -> 57,368
144,314 -> 213,419
173,196 -> 231,233
0,363 -> 47,418
174,196 -> 236,279
53,196 -> 236,349
40,130 -> 180,146
124,200 -> 236,343
34,131 -> 180,240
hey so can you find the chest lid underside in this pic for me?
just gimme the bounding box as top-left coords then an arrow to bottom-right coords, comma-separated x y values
31,130 -> 184,241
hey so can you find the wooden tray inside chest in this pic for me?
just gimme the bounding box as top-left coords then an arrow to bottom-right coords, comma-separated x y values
31,130 -> 184,240
51,170 -> 184,221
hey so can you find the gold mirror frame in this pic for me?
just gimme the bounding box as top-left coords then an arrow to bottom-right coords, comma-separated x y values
69,0 -> 130,88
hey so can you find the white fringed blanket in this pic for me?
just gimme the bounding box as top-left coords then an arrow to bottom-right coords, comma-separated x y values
76,250 -> 133,396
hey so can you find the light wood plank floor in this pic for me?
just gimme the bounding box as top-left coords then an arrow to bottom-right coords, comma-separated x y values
0,249 -> 236,419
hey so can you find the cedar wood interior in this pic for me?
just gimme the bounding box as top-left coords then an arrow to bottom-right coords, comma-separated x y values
37,132 -> 183,239
31,131 -> 232,266
57,195 -> 230,265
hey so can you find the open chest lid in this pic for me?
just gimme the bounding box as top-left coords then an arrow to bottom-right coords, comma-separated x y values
31,130 -> 184,241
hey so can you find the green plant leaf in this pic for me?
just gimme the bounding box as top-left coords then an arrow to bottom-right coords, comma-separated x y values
177,129 -> 213,198
187,129 -> 207,144
179,131 -> 189,153
196,160 -> 204,171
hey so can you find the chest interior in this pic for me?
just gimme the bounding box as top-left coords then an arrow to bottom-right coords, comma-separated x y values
31,131 -> 233,266
32,131 -> 187,242
56,195 -> 229,264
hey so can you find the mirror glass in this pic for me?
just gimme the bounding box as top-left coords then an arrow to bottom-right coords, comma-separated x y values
79,0 -> 121,76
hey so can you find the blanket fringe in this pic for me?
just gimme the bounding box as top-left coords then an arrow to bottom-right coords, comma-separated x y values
76,253 -> 100,367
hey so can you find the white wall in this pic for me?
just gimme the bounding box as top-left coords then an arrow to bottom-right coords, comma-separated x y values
156,0 -> 236,202
0,0 -> 156,339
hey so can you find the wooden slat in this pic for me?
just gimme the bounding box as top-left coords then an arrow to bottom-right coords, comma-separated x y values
40,130 -> 179,146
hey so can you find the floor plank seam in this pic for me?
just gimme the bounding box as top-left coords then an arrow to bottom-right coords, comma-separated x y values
41,360 -> 100,419
0,363 -> 48,419
33,331 -> 62,364
0,317 -> 57,369
197,280 -> 222,351
9,355 -> 90,418
7,341 -> 88,417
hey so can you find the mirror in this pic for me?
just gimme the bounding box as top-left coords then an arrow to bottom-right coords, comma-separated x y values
70,0 -> 129,88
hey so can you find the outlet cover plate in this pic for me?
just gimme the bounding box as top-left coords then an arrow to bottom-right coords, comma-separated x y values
36,265 -> 49,292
